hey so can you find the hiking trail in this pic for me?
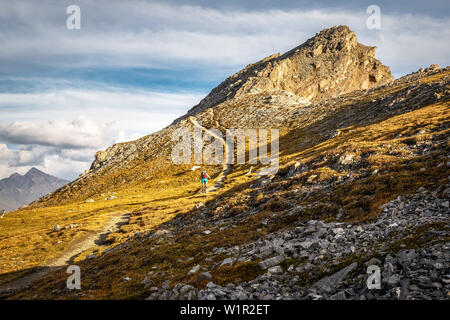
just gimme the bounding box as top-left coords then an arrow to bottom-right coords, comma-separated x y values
188,116 -> 232,192
0,212 -> 130,296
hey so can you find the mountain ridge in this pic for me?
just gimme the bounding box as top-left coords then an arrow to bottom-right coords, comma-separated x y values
1,25 -> 448,300
0,168 -> 69,212
33,25 -> 396,207
183,25 -> 393,118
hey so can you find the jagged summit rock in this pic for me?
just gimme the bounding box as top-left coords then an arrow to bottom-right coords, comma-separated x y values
185,25 -> 393,117
32,27 -> 448,208
88,26 -> 393,174
25,167 -> 47,178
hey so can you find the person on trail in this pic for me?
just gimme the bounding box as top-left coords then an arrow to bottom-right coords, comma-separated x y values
200,170 -> 211,193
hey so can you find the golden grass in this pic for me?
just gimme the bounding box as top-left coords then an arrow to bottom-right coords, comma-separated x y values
0,165 -> 226,284
2,69 -> 449,298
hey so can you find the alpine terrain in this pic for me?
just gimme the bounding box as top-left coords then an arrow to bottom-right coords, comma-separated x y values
0,26 -> 448,300
0,168 -> 68,213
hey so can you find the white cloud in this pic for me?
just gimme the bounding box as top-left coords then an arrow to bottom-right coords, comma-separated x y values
8,145 -> 49,167
0,141 -> 91,181
0,164 -> 22,179
59,148 -> 100,162
0,1 -> 448,74
41,154 -> 89,181
0,88 -> 204,139
0,88 -> 204,179
0,144 -> 43,166
0,144 -> 13,161
115,130 -> 143,144
0,89 -> 202,111
0,117 -> 110,149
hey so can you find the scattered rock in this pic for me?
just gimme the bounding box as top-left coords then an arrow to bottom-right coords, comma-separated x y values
220,258 -> 234,267
258,255 -> 285,270
195,202 -> 205,209
198,272 -> 213,281
268,266 -> 283,274
313,262 -> 357,292
187,265 -> 200,276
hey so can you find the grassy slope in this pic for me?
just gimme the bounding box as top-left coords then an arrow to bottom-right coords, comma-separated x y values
1,69 -> 449,299
0,167 -> 221,284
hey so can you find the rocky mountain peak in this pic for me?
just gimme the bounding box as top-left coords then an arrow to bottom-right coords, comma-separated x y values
185,25 -> 393,117
9,172 -> 21,179
0,168 -> 69,212
78,27 -> 396,180
24,167 -> 44,177
306,25 -> 357,51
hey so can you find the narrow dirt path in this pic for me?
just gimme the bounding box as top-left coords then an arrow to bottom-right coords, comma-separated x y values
188,116 -> 232,192
50,212 -> 130,266
0,212 -> 130,296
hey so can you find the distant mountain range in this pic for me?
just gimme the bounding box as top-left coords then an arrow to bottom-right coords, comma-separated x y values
0,168 -> 69,212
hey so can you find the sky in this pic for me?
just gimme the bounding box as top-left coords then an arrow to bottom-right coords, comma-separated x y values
0,0 -> 449,180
